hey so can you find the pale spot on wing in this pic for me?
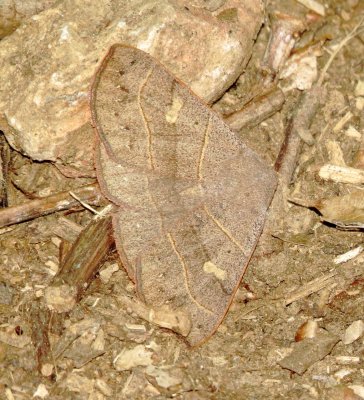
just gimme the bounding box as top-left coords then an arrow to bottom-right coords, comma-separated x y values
165,95 -> 183,124
203,261 -> 226,281
197,117 -> 211,180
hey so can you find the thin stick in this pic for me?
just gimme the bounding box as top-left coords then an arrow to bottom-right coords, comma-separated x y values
284,271 -> 337,305
317,18 -> 364,87
0,133 -> 10,208
69,190 -> 101,215
274,18 -> 364,185
0,183 -> 103,228
274,85 -> 323,184
224,88 -> 285,131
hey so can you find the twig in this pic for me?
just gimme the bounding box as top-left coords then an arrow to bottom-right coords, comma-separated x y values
284,271 -> 337,305
274,18 -> 364,185
69,190 -> 101,215
224,87 -> 285,131
0,183 -> 103,228
0,133 -> 10,208
317,18 -> 364,86
262,11 -> 306,78
274,85 -> 324,184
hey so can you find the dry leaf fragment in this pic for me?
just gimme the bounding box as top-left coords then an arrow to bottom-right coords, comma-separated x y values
113,345 -> 154,371
311,191 -> 364,228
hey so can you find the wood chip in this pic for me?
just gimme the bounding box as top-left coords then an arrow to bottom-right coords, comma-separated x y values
334,246 -> 363,264
99,263 -> 119,283
345,125 -> 362,140
349,385 -> 364,398
113,345 -> 153,371
145,365 -> 184,389
52,217 -> 83,243
335,356 -> 360,364
319,164 -> 364,184
342,320 -> 364,345
333,111 -> 353,133
355,80 -> 364,97
33,384 -> 49,399
125,323 -> 147,333
325,140 -> 346,166
295,320 -> 318,341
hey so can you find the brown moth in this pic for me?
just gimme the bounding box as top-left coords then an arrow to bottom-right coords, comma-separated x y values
90,44 -> 277,346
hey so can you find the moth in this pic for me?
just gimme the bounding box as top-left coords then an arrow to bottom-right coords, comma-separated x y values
90,44 -> 277,346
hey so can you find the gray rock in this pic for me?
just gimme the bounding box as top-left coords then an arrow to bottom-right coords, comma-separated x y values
0,0 -> 264,175
278,330 -> 339,375
0,0 -> 58,38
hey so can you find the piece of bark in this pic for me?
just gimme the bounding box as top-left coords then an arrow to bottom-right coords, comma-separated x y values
278,330 -> 339,375
44,215 -> 114,312
52,216 -> 84,243
223,88 -> 285,131
33,214 -> 113,374
30,303 -> 53,375
0,183 -> 102,228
